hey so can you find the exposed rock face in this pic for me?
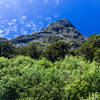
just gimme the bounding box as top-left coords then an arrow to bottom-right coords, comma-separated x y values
10,18 -> 86,49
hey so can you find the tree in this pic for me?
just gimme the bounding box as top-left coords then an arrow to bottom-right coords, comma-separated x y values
75,34 -> 100,61
94,49 -> 100,64
0,41 -> 15,58
44,40 -> 71,62
21,41 -> 43,59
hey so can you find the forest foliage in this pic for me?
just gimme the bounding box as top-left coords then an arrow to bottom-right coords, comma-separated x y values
76,34 -> 100,62
0,56 -> 100,100
0,34 -> 100,100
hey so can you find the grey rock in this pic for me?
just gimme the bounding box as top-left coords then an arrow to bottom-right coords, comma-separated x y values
10,18 -> 86,49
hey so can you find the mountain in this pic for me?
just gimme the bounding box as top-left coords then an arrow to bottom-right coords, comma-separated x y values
10,19 -> 86,49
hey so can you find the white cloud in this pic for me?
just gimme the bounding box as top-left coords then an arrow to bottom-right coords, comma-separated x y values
20,16 -> 27,20
29,0 -> 33,3
5,29 -> 10,34
44,0 -> 61,5
0,29 -> 3,34
55,0 -> 60,5
23,30 -> 28,35
5,3 -> 10,9
28,0 -> 37,3
0,1 -> 4,6
20,21 -> 25,24
26,23 -> 32,28
8,22 -> 12,26
45,17 -> 51,21
13,26 -> 17,32
54,15 -> 59,18
0,34 -> 5,37
44,0 -> 48,4
12,19 -> 17,22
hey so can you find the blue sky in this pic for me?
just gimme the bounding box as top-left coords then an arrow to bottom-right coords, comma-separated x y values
0,0 -> 100,38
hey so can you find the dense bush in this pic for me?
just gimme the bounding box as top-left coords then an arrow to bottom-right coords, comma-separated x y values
0,56 -> 66,100
0,40 -> 71,61
57,56 -> 100,100
81,92 -> 100,100
18,42 -> 44,59
0,41 -> 15,58
44,40 -> 70,62
0,56 -> 100,100
94,49 -> 100,65
76,34 -> 100,61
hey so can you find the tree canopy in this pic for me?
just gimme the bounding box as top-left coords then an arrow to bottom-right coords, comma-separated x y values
44,40 -> 71,62
76,34 -> 100,61
0,41 -> 15,58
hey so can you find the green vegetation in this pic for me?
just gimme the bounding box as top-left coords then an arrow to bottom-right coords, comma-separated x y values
0,41 -> 15,58
0,34 -> 100,100
0,56 -> 100,100
94,49 -> 100,65
44,41 -> 70,62
76,34 -> 100,61
81,93 -> 100,100
19,41 -> 44,59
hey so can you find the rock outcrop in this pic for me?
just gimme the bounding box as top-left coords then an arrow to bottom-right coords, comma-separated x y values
10,18 -> 86,49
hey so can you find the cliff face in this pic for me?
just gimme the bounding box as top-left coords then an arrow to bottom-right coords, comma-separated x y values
10,19 -> 86,49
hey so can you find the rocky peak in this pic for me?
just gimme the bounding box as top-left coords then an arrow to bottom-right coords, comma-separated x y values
10,18 -> 86,49
42,18 -> 74,32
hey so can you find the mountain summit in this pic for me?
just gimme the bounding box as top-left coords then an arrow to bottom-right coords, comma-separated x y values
10,19 -> 86,48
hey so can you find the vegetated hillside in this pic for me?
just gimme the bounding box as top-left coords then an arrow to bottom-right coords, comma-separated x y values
10,19 -> 86,49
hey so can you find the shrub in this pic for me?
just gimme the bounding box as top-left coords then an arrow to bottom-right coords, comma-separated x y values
0,56 -> 100,100
44,40 -> 70,62
75,34 -> 100,61
94,49 -> 100,65
0,42 -> 15,58
81,92 -> 100,100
